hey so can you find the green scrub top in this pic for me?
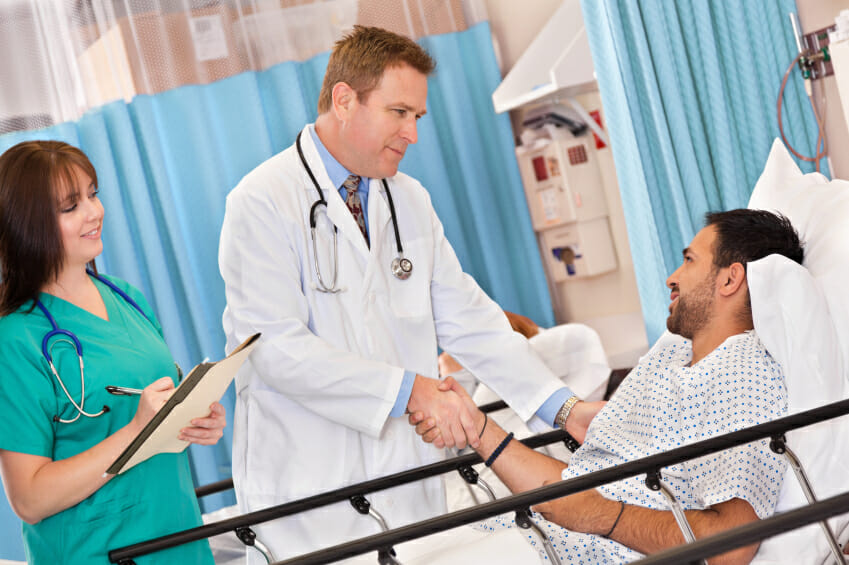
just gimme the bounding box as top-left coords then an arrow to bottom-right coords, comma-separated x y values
0,275 -> 214,565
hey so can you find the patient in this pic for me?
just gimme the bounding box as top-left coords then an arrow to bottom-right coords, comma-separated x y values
413,209 -> 803,563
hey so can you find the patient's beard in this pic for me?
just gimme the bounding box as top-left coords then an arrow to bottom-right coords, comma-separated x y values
667,275 -> 714,340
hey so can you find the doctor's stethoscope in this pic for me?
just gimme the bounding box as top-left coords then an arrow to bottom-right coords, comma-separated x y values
296,131 -> 413,293
36,269 -> 151,424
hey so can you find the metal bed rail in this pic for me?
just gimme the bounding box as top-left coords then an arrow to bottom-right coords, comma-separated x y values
271,397 -> 849,565
109,427 -> 573,563
109,398 -> 849,564
634,490 -> 849,564
190,400 -> 514,500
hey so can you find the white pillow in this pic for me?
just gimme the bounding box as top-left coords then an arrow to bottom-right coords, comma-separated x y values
747,140 -> 849,564
748,139 -> 849,379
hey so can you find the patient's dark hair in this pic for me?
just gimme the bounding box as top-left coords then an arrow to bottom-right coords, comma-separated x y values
705,209 -> 803,324
705,209 -> 804,271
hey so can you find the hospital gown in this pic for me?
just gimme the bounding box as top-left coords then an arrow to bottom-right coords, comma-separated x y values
477,330 -> 788,563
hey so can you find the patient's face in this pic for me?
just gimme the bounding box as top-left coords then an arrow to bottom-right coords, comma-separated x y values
665,226 -> 718,339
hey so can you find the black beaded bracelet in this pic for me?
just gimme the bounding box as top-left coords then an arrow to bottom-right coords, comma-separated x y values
478,413 -> 488,439
604,500 -> 626,538
485,432 -> 514,467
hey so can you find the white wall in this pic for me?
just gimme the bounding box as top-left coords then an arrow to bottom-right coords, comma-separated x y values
483,0 -> 648,367
796,0 -> 849,181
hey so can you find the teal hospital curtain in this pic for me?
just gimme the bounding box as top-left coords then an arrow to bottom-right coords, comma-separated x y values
0,21 -> 550,559
580,0 -> 825,344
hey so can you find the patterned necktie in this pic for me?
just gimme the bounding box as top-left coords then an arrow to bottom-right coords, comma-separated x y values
343,174 -> 369,246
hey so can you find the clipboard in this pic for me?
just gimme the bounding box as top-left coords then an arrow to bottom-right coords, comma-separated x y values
106,333 -> 261,475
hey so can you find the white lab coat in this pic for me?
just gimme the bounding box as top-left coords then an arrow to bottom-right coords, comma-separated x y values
218,125 -> 564,562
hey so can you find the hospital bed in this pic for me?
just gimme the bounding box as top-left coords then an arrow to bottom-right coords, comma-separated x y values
110,139 -> 849,564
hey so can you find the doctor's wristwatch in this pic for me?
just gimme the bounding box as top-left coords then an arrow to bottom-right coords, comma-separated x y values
554,395 -> 581,429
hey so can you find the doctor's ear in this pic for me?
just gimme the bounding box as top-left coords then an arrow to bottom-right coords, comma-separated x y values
717,262 -> 746,297
331,82 -> 356,118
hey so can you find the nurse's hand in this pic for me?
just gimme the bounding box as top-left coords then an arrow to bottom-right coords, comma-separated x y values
129,377 -> 175,434
180,402 -> 226,445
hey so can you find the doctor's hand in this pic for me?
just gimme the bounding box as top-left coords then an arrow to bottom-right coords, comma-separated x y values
180,402 -> 226,445
129,377 -> 175,435
407,375 -> 480,450
564,400 -> 606,444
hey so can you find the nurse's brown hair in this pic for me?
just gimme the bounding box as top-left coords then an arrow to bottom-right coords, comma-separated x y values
0,140 -> 99,315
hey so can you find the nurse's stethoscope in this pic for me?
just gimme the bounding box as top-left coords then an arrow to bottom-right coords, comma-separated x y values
36,269 -> 150,424
296,131 -> 413,293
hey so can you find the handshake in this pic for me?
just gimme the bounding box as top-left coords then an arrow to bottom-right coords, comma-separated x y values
406,375 -> 485,450
405,374 -> 599,450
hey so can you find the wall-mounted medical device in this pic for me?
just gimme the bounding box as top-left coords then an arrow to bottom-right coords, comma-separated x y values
540,218 -> 617,281
516,119 -> 617,281
830,11 -> 849,141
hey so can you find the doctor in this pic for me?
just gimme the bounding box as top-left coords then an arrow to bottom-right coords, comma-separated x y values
218,25 -> 603,561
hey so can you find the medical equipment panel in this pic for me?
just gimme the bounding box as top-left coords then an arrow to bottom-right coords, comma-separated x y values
831,11 -> 849,142
516,122 -> 617,282
539,218 -> 617,281
516,135 -> 608,229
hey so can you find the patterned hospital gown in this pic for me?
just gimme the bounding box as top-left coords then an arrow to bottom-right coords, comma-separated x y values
477,331 -> 788,563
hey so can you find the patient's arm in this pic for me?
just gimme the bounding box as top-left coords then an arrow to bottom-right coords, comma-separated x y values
412,379 -> 759,564
412,380 -> 567,493
473,411 -> 567,493
535,489 -> 760,564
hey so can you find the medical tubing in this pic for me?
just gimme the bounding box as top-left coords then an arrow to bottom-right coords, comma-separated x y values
271,397 -> 849,565
109,429 -> 573,563
296,131 -> 327,213
193,400 -> 516,499
777,53 -> 827,171
380,178 -> 404,254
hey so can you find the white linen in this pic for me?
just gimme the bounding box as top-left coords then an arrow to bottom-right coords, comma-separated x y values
475,331 -> 788,562
747,139 -> 849,564
528,323 -> 611,402
218,124 -> 565,562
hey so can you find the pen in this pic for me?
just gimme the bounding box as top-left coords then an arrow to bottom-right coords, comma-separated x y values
105,385 -> 143,396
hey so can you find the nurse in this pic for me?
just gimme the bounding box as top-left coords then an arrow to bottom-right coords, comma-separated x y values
0,140 -> 225,564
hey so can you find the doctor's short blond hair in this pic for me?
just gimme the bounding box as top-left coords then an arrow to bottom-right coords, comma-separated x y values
317,25 -> 435,114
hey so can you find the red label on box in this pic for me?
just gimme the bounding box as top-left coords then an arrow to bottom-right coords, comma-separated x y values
532,155 -> 548,181
589,110 -> 606,149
